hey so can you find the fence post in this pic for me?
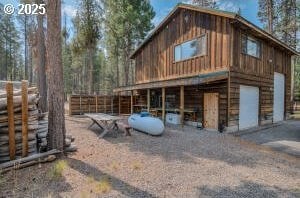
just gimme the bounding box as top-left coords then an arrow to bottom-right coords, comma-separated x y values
111,96 -> 113,114
118,93 -> 121,115
69,95 -> 72,115
104,96 -> 107,113
131,90 -> 133,114
95,95 -> 98,113
79,95 -> 82,115
6,82 -> 15,160
22,80 -> 28,157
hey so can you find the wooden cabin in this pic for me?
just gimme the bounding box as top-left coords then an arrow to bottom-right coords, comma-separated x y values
114,3 -> 298,132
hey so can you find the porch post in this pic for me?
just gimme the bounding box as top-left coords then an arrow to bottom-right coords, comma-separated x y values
147,89 -> 150,112
162,87 -> 166,122
180,85 -> 184,126
130,90 -> 133,114
118,92 -> 121,115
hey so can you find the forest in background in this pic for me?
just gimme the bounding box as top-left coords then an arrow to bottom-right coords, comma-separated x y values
0,0 -> 299,97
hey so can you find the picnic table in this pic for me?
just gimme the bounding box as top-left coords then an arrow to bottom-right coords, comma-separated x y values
85,113 -> 124,138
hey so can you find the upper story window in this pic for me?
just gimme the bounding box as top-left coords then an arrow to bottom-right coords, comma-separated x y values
242,35 -> 261,58
174,34 -> 207,62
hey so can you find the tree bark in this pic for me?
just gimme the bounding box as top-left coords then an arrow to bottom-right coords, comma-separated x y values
266,0 -> 274,34
37,0 -> 48,112
115,42 -> 119,87
282,0 -> 289,43
87,47 -> 94,94
24,15 -> 28,80
46,0 -> 66,151
124,50 -> 129,86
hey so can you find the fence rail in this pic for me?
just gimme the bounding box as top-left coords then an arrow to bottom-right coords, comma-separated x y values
68,95 -> 131,115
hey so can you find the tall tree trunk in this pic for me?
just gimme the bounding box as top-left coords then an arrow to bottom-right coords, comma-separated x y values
124,51 -> 129,86
87,47 -> 94,94
115,42 -> 119,87
282,0 -> 289,43
9,35 -> 12,80
46,0 -> 65,151
290,0 -> 297,49
24,15 -> 28,80
5,34 -> 7,80
266,0 -> 274,33
29,46 -> 33,85
37,5 -> 48,112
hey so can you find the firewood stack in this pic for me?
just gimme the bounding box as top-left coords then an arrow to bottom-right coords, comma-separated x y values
0,85 -> 40,163
37,112 -> 48,152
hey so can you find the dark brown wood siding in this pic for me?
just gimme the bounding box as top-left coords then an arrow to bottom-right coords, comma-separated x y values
229,27 -> 292,128
134,9 -> 232,84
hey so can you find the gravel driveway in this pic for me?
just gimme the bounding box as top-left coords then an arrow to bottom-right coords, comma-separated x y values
240,120 -> 300,157
1,116 -> 299,197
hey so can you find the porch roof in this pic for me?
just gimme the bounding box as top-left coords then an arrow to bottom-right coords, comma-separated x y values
113,70 -> 228,92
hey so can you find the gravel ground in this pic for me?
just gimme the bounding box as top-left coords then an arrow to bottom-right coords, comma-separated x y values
240,120 -> 300,157
1,116 -> 299,198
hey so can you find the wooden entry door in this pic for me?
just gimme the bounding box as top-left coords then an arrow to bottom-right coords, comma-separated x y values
203,93 -> 219,129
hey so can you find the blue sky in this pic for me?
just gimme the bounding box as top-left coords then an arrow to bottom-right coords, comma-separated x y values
64,0 -> 262,38
0,0 -> 263,38
150,0 -> 261,27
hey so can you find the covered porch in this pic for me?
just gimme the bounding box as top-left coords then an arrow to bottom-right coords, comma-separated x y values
114,71 -> 229,130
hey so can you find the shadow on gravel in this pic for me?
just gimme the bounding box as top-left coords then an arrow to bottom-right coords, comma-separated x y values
67,157 -> 157,198
198,180 -> 299,198
103,125 -> 260,168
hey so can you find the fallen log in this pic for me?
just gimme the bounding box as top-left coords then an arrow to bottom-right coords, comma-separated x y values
0,149 -> 61,169
1,155 -> 56,173
65,144 -> 78,153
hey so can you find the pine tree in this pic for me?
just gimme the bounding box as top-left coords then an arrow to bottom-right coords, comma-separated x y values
72,0 -> 102,94
36,0 -> 48,112
258,0 -> 275,33
47,0 -> 66,151
1,14 -> 20,80
62,12 -> 73,95
274,0 -> 298,48
104,0 -> 155,86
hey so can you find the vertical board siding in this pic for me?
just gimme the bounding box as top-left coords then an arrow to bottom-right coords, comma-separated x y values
134,9 -> 231,84
229,27 -> 292,127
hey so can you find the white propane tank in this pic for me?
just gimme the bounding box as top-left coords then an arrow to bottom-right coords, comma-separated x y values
128,113 -> 164,135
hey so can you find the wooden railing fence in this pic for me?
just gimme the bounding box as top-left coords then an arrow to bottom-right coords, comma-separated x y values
69,95 -> 131,115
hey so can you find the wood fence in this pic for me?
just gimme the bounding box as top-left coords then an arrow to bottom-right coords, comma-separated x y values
68,95 -> 131,115
0,81 -> 39,163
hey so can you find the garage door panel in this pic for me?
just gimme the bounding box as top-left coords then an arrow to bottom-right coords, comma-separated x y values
239,85 -> 259,130
273,73 -> 285,122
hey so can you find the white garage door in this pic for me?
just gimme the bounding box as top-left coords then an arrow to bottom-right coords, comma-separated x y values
239,85 -> 259,130
273,72 -> 285,122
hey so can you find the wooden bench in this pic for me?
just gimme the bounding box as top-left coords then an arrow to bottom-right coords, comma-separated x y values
115,122 -> 132,136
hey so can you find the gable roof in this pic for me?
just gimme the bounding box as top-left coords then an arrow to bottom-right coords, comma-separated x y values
130,3 -> 298,58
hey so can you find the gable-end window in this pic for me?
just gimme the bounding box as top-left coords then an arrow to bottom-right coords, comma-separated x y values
242,35 -> 261,58
174,34 -> 207,62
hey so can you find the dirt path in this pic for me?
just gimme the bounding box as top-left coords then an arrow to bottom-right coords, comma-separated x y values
1,116 -> 299,197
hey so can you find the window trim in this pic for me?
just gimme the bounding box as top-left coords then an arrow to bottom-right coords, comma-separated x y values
241,34 -> 261,59
173,33 -> 208,63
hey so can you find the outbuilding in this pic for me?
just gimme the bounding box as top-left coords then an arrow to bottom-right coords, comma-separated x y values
114,3 -> 298,132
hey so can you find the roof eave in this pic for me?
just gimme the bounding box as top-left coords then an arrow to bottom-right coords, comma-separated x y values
130,3 -> 237,59
130,3 -> 299,59
235,15 -> 299,55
